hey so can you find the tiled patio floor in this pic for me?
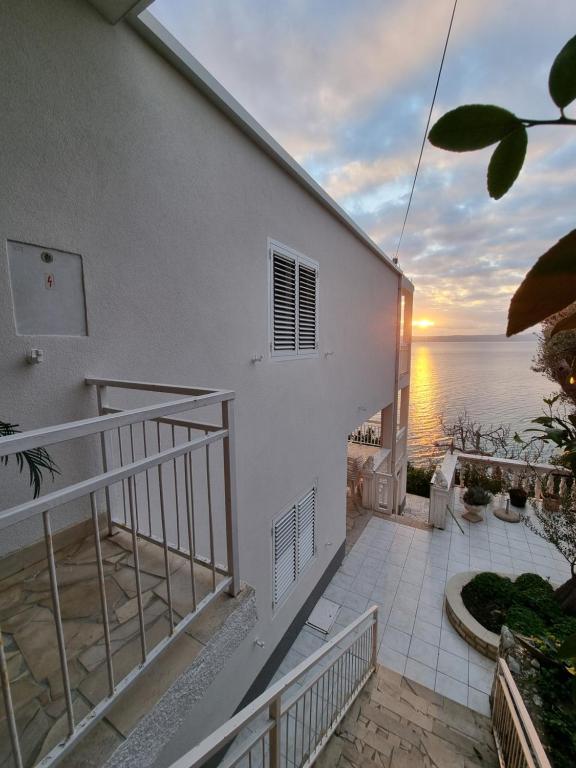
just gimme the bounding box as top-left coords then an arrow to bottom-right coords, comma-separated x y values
280,493 -> 571,717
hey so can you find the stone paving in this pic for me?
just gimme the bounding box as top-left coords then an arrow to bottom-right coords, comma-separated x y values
0,528 -> 228,768
315,664 -> 498,768
280,492 -> 571,719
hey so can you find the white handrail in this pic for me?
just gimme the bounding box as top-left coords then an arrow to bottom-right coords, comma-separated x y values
0,390 -> 233,456
0,429 -> 227,530
169,605 -> 379,768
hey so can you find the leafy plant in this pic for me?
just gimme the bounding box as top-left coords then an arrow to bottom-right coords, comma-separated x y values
461,572 -> 514,633
406,462 -> 434,498
462,485 -> 492,506
506,605 -> 547,637
428,33 -> 576,338
0,420 -> 59,499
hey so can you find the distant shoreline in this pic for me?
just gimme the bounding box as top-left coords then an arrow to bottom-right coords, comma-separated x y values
412,334 -> 536,342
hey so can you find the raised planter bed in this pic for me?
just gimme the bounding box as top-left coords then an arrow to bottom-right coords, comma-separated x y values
444,571 -> 500,659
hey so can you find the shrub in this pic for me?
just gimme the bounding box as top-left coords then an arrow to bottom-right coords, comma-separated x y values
514,573 -> 555,597
506,605 -> 547,637
462,463 -> 503,494
551,614 -> 576,640
461,573 -> 515,633
406,462 -> 434,498
462,485 -> 492,506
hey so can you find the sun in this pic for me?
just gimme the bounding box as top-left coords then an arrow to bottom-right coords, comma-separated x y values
413,319 -> 435,329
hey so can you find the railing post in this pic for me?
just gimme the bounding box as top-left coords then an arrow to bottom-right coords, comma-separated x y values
1,628 -> 23,768
95,384 -> 114,536
371,607 -> 379,669
269,695 -> 282,768
222,398 -> 240,597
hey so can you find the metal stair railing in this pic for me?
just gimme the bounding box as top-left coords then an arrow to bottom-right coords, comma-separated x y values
169,606 -> 379,768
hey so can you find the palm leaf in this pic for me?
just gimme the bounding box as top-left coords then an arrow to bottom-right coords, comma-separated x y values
0,420 -> 60,498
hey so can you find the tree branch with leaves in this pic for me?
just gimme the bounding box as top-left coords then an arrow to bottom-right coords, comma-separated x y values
428,33 -> 576,339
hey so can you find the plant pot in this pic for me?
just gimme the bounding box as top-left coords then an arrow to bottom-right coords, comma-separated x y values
509,487 -> 527,508
543,494 -> 560,512
462,503 -> 485,523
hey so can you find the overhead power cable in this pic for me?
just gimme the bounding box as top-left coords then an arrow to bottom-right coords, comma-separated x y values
394,0 -> 459,263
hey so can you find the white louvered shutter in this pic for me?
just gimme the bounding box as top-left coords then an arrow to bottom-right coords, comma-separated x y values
272,252 -> 297,353
297,487 -> 316,572
297,262 -> 318,352
273,506 -> 297,604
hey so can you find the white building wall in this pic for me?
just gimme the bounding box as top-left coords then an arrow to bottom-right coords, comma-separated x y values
0,0 -> 403,750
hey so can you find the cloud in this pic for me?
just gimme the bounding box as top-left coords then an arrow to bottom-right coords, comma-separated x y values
149,0 -> 576,334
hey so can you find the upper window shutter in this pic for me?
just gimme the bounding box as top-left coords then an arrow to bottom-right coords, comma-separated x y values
298,262 -> 318,352
297,487 -> 316,572
272,252 -> 297,353
273,506 -> 297,604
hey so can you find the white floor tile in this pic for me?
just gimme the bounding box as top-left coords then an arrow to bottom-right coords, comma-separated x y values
412,618 -> 441,647
468,661 -> 494,694
437,649 -> 468,683
467,687 -> 491,716
405,658 -> 436,690
377,646 -> 407,675
435,671 -> 468,706
408,636 -> 439,668
381,625 -> 411,655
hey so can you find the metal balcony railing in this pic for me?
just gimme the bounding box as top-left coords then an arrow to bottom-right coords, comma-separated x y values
167,606 -> 378,768
492,659 -> 552,768
0,378 -> 240,768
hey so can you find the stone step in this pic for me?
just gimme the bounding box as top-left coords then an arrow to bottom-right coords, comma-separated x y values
315,663 -> 497,768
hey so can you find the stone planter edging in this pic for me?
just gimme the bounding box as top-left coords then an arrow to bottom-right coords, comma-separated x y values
445,571 -> 503,660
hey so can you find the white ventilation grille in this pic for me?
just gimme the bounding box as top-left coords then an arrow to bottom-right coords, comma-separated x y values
298,263 -> 317,352
270,241 -> 318,357
273,486 -> 317,607
272,253 -> 297,353
297,487 -> 316,571
273,506 -> 297,605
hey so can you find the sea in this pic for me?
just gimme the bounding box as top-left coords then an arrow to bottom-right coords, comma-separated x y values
408,339 -> 555,466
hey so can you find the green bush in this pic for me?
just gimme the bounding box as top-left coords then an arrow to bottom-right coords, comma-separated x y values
506,605 -> 547,637
551,614 -> 576,640
406,462 -> 434,498
462,571 -> 576,641
514,573 -> 555,597
461,573 -> 515,633
539,667 -> 576,768
462,463 -> 503,494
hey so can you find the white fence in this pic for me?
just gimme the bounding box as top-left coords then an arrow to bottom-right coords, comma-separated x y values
429,451 -> 571,529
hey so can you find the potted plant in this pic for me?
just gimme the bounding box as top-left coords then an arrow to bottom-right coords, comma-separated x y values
462,485 -> 492,523
509,486 -> 528,508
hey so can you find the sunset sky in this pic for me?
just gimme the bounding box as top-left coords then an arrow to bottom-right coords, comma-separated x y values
150,0 -> 576,335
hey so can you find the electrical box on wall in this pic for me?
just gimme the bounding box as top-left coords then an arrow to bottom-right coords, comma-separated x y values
7,240 -> 88,336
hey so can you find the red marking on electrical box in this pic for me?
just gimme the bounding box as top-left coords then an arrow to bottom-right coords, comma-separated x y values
45,273 -> 55,289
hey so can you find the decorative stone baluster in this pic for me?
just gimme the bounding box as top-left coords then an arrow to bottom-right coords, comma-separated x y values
535,476 -> 542,500
560,477 -> 568,496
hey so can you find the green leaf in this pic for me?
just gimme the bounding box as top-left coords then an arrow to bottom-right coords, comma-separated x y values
507,229 -> 576,336
487,128 -> 528,199
549,34 -> 576,109
428,104 -> 522,152
559,633 -> 576,660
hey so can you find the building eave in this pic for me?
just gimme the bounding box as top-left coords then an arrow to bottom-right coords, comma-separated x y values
127,10 -> 403,278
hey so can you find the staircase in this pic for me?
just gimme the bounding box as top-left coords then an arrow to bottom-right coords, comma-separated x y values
166,608 -> 498,768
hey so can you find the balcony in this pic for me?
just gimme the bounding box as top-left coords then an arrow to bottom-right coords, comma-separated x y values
0,379 -> 251,768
